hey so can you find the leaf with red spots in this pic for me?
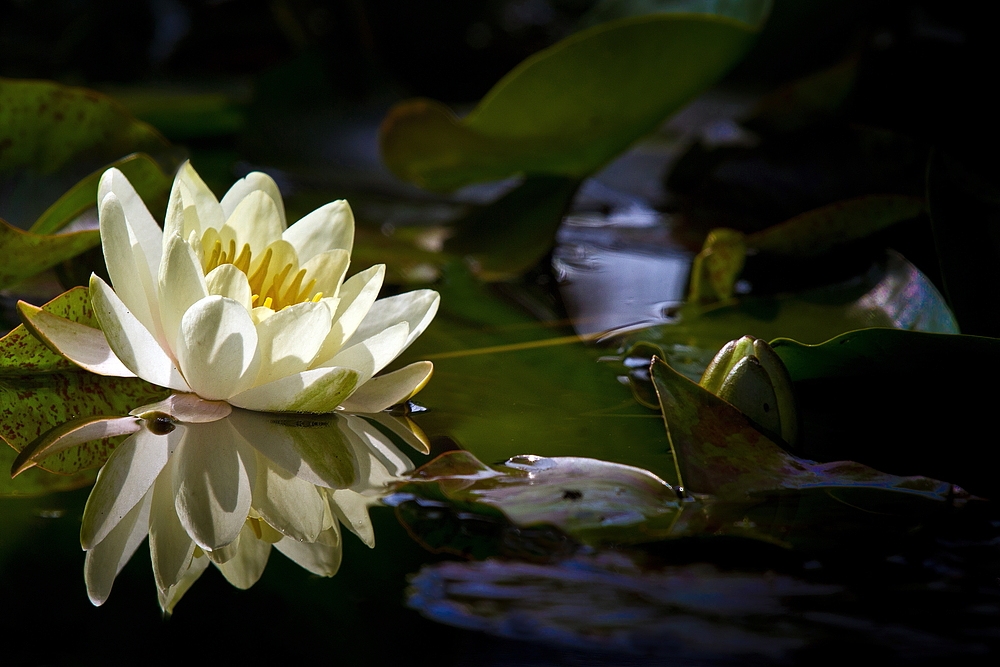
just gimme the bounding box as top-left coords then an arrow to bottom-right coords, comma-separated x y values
0,287 -> 96,374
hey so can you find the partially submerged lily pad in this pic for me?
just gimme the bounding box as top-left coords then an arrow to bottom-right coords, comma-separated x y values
0,287 -> 96,374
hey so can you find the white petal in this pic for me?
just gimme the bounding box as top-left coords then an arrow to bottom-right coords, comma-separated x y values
325,322 -> 409,383
17,304 -> 136,377
282,199 -> 354,264
327,488 -> 375,548
344,290 -> 440,358
220,171 -> 286,228
222,190 -> 284,256
170,162 -> 224,234
81,428 -> 174,549
84,489 -> 152,606
312,264 -> 384,364
252,451 -> 328,541
253,300 -> 333,386
98,192 -> 159,337
130,393 -> 232,423
228,409 -> 358,489
175,296 -> 260,401
343,413 -> 415,482
299,249 -> 350,297
158,234 -> 209,355
172,419 -> 255,550
149,458 -> 195,592
228,366 -> 359,413
338,361 -> 433,413
205,263 -> 253,311
90,275 -> 191,391
98,168 -> 163,280
214,521 -> 271,589
274,525 -> 342,576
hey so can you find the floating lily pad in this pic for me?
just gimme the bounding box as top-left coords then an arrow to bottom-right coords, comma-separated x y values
381,8 -> 769,190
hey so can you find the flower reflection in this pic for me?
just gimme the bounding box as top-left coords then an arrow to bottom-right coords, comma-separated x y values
15,393 -> 426,612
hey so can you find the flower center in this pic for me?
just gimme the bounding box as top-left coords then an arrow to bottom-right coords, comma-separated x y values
202,238 -> 323,311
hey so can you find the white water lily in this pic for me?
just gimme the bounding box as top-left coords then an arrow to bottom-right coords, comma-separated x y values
17,393 -> 424,612
21,162 -> 439,413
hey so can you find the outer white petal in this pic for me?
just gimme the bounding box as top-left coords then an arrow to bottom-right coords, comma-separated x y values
344,289 -> 440,358
252,451 -> 328,541
17,304 -> 136,378
90,275 -> 191,391
81,428 -> 175,549
98,192 -> 159,337
222,190 -> 284,256
274,525 -> 342,576
130,393 -> 232,423
220,171 -> 286,228
282,199 -> 354,264
158,234 -> 210,355
172,419 -> 255,551
253,301 -> 333,387
227,409 -> 358,489
84,489 -> 152,606
205,263 -> 253,311
175,296 -> 260,401
214,521 -> 271,589
312,264 -> 384,364
228,366 -> 359,413
149,457 -> 196,593
325,322 -> 409,383
98,168 -> 163,279
338,361 -> 433,413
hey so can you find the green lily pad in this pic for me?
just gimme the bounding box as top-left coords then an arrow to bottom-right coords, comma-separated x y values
650,355 -> 963,506
0,287 -> 96,374
380,8 -> 769,191
29,152 -> 172,236
0,78 -> 169,178
0,220 -> 99,288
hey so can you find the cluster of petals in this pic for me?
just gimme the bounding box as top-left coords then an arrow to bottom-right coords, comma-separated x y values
76,394 -> 420,612
24,162 -> 439,413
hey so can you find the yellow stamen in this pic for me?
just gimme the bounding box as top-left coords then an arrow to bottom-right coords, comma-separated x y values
233,243 -> 252,273
267,263 -> 293,309
298,279 -> 317,304
282,268 -> 307,306
205,240 -> 222,273
262,296 -> 274,309
248,248 -> 273,295
311,292 -> 324,302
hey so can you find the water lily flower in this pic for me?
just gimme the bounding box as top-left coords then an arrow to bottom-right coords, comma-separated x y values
14,393 -> 424,612
20,162 -> 439,414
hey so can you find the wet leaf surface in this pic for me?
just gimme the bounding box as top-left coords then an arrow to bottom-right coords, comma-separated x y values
0,287 -> 96,374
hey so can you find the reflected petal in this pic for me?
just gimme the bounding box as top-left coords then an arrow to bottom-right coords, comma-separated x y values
275,524 -> 342,576
214,521 -> 271,589
158,551 -> 210,615
84,490 -> 152,606
172,419 -> 254,550
252,452 -> 327,541
81,428 -> 176,549
149,457 -> 195,592
327,488 -> 375,548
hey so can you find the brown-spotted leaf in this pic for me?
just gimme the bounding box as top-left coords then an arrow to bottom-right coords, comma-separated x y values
0,222 -> 100,289
0,287 -> 97,374
0,372 -> 168,475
